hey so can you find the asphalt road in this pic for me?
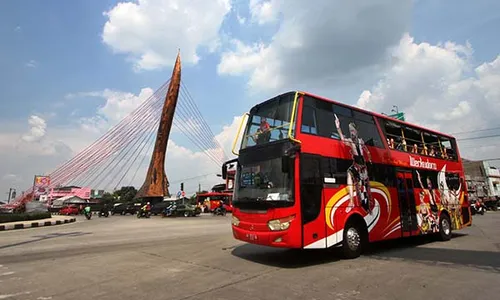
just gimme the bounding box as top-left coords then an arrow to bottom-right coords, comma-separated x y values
0,212 -> 499,300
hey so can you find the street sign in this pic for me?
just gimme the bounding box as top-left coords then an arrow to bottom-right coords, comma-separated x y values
389,112 -> 405,121
181,191 -> 185,197
176,191 -> 182,198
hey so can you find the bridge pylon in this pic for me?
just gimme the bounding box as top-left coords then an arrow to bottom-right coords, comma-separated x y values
135,51 -> 181,204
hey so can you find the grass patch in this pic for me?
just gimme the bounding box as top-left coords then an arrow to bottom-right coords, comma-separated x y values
0,212 -> 52,223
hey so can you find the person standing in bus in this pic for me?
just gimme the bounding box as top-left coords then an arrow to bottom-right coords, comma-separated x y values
334,114 -> 373,214
251,117 -> 271,145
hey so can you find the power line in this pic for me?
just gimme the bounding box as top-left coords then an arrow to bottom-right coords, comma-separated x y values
451,126 -> 500,135
457,134 -> 500,141
462,158 -> 500,163
459,142 -> 500,149
168,173 -> 219,185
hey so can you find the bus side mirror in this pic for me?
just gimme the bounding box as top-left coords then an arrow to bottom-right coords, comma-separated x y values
222,158 -> 238,180
282,156 -> 291,173
222,165 -> 227,180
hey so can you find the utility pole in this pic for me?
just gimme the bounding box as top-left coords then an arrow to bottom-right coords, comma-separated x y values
198,183 -> 201,193
7,188 -> 16,204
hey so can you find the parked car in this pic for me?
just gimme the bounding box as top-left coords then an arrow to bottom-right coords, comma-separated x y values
111,203 -> 138,215
150,201 -> 171,215
59,205 -> 79,215
162,202 -> 202,217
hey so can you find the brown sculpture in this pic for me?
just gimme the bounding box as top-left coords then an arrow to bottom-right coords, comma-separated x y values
135,51 -> 181,202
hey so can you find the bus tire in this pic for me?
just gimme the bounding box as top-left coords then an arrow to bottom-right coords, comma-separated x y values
342,221 -> 365,259
438,214 -> 452,241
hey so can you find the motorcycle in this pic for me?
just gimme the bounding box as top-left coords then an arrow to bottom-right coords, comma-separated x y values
161,205 -> 176,218
84,210 -> 92,220
98,210 -> 109,218
137,210 -> 151,218
212,205 -> 227,216
472,203 -> 486,215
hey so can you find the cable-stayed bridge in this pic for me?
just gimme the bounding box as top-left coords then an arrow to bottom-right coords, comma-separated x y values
3,52 -> 228,210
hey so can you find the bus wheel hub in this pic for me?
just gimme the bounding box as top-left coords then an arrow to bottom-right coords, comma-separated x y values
347,227 -> 360,250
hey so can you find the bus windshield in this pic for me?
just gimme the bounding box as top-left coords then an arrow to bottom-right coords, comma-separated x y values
234,156 -> 294,207
241,92 -> 296,149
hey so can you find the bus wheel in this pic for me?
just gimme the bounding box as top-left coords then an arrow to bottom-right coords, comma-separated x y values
438,214 -> 452,241
342,222 -> 364,259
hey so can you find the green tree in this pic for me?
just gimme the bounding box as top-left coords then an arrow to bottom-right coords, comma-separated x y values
114,186 -> 137,203
101,192 -> 115,205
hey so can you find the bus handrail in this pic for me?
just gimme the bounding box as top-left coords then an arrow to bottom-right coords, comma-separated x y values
231,113 -> 249,156
287,91 -> 302,144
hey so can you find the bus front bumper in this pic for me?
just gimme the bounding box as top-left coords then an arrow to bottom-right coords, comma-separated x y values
232,225 -> 296,248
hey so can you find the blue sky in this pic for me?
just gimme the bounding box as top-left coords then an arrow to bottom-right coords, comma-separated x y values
1,0 -> 498,128
412,0 -> 500,61
0,0 -> 251,132
1,0 -> 500,195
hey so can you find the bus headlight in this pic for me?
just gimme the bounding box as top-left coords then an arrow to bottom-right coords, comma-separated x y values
267,215 -> 295,231
232,216 -> 240,226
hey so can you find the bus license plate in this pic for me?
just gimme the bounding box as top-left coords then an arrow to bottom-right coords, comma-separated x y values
246,233 -> 258,241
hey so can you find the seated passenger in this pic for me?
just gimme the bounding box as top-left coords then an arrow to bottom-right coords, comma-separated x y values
421,145 -> 428,155
429,145 -> 436,157
401,138 -> 407,151
442,148 -> 449,159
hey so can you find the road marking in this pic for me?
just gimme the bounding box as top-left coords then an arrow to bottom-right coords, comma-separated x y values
0,292 -> 31,299
0,272 -> 14,276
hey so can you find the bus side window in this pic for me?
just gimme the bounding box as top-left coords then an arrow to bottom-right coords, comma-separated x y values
301,104 -> 318,135
439,137 -> 457,161
315,99 -> 336,138
332,104 -> 354,139
379,119 -> 411,151
352,110 -> 384,148
403,126 -> 423,154
423,132 -> 439,157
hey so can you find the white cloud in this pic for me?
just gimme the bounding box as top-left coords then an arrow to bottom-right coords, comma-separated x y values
2,174 -> 20,182
357,33 -> 500,161
249,0 -> 281,25
21,115 -> 47,142
25,60 -> 37,68
237,14 -> 246,25
101,0 -> 232,71
218,0 -> 412,91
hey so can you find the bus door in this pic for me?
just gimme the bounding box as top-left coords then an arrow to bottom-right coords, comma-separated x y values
396,170 -> 418,237
300,156 -> 327,249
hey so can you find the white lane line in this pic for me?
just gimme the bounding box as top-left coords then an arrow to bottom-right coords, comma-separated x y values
0,292 -> 31,299
0,272 -> 14,276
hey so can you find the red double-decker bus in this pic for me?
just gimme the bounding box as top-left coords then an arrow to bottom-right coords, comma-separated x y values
222,91 -> 472,259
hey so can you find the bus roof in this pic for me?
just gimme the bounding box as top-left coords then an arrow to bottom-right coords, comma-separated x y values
280,90 -> 455,140
197,192 -> 232,197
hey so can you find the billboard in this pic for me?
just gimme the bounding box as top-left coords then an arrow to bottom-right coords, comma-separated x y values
33,175 -> 50,197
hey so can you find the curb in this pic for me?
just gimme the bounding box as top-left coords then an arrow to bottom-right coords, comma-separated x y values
0,217 -> 77,231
